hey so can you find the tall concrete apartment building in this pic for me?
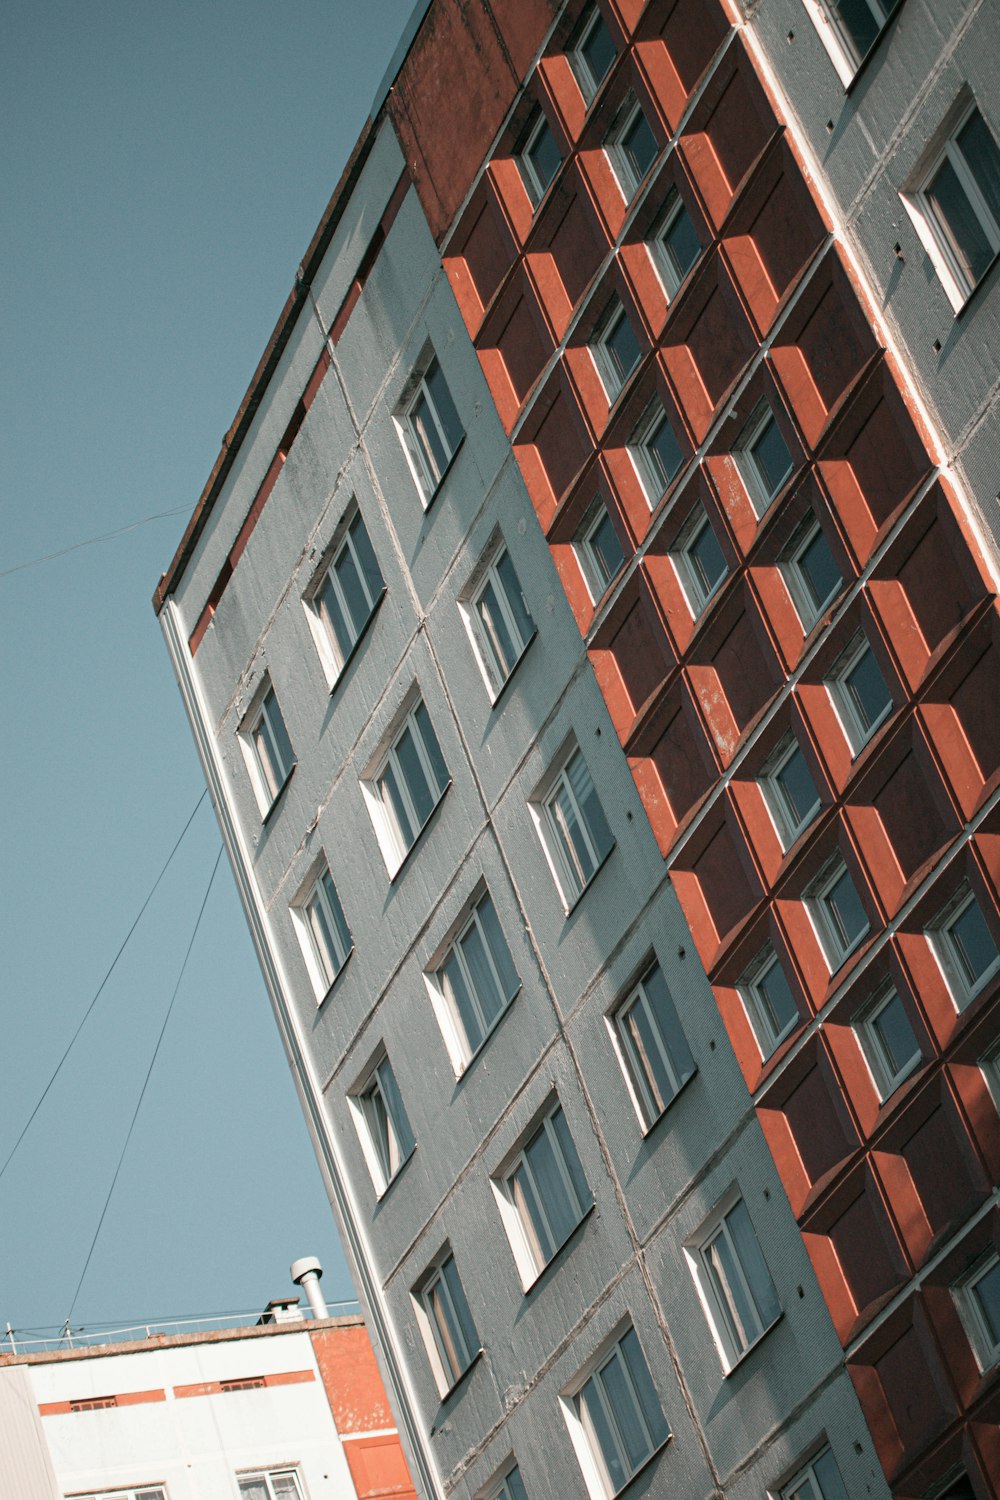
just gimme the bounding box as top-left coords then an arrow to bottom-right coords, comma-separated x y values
155,3 -> 1000,1498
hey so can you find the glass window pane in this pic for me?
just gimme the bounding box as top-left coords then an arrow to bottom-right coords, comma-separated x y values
598,1349 -> 649,1472
350,513 -> 383,605
644,412 -> 682,490
826,867 -> 869,951
496,550 -> 534,652
950,898 -> 998,987
758,957 -> 798,1039
844,647 -> 891,732
527,119 -> 562,196
426,361 -> 463,456
333,539 -> 369,638
727,1199 -> 780,1329
477,894 -> 519,1002
318,571 -> 355,660
619,1327 -> 667,1448
567,750 -> 613,864
659,201 -> 700,284
831,0 -> 881,59
605,312 -> 641,385
926,155 -> 995,285
580,12 -> 616,91
958,109 -> 1000,226
459,917 -> 503,1031
414,701 -> 449,797
580,1376 -> 626,1492
588,509 -> 625,588
973,1260 -> 1000,1343
751,415 -> 793,497
688,519 -> 726,598
380,760 -> 415,850
797,526 -> 842,613
622,108 -> 658,184
377,1059 -> 414,1163
871,991 -> 919,1077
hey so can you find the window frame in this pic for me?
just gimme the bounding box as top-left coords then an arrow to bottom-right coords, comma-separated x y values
735,402 -> 794,517
954,1250 -> 1000,1371
565,1325 -> 670,1499
574,498 -> 626,602
352,1049 -> 415,1195
902,99 -> 1000,311
532,743 -> 614,909
777,1444 -> 850,1500
759,732 -> 822,850
688,1190 -> 781,1372
805,854 -> 870,971
853,981 -> 922,1101
611,962 -> 696,1131
240,682 -> 295,818
825,632 -> 894,755
671,504 -> 728,618
461,540 -> 535,700
780,512 -> 844,631
494,1100 -> 592,1287
305,503 -> 385,686
738,943 -> 800,1058
649,190 -> 701,299
414,1250 -> 480,1396
590,298 -> 642,404
927,883 -> 1000,1011
396,353 -> 464,505
291,859 -> 353,1000
79,1490 -> 169,1500
570,6 -> 616,105
801,0 -> 902,88
429,888 -> 521,1073
519,109 -> 562,207
485,1465 -> 529,1500
236,1471 -> 306,1500
605,93 -> 659,201
628,399 -> 683,506
362,695 -> 450,875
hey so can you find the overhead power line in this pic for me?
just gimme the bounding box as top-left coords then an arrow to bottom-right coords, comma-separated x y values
0,789 -> 209,1186
0,506 -> 189,580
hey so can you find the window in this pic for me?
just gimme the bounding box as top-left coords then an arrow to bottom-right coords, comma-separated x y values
397,354 -> 464,503
690,1193 -> 780,1369
237,1470 -> 305,1500
606,95 -> 659,200
416,1251 -> 479,1393
981,1040 -> 1000,1112
570,1327 -> 669,1497
672,506 -> 727,617
463,544 -> 534,698
365,698 -> 449,873
612,963 -> 695,1129
928,884 -> 1000,1009
738,944 -> 799,1057
628,400 -> 683,504
519,110 -> 562,206
535,745 -> 614,906
242,684 -> 295,816
804,0 -> 902,84
432,891 -> 520,1070
807,855 -> 870,970
954,1252 -> 1000,1369
293,860 -> 352,998
759,733 -> 821,848
571,6 -> 616,103
488,1467 -> 529,1500
497,1101 -> 591,1284
308,506 -> 384,681
79,1491 -> 168,1500
854,983 -> 922,1100
781,513 -> 843,629
907,102 -> 1000,309
354,1051 -> 415,1193
591,299 -> 642,401
575,500 -> 626,600
826,633 -> 893,753
735,403 -> 794,515
780,1445 -> 849,1500
650,191 -> 701,298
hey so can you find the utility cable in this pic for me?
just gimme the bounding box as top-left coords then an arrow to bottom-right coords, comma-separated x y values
0,789 -> 209,1185
0,506 -> 189,579
66,842 -> 224,1326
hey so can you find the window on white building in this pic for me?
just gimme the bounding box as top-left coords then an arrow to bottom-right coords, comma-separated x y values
779,1445 -> 849,1500
854,983 -> 922,1101
237,1472 -> 305,1500
825,633 -> 894,754
241,683 -> 295,816
954,1251 -> 1000,1370
415,1250 -> 480,1394
650,191 -> 701,297
353,1050 -> 415,1193
397,353 -> 464,503
927,883 -> 1000,1010
533,744 -> 614,907
611,963 -> 695,1130
628,399 -> 683,505
431,890 -> 520,1070
462,543 -> 534,698
781,512 -> 843,630
363,697 -> 450,874
292,860 -> 352,999
590,299 -> 642,401
738,943 -> 800,1058
575,500 -> 626,601
671,505 -> 727,617
688,1192 -> 780,1370
487,1466 -> 529,1500
567,1327 -> 669,1498
495,1101 -> 591,1285
606,94 -> 659,200
79,1490 -> 168,1500
759,733 -> 821,849
806,855 -> 870,971
735,403 -> 794,516
519,110 -> 563,206
307,505 -> 384,683
802,0 -> 902,85
903,101 -> 1000,310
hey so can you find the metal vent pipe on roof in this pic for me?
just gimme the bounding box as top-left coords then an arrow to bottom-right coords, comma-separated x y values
290,1255 -> 328,1319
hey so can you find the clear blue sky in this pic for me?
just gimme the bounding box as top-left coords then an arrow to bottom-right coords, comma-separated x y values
1,0 -> 415,1338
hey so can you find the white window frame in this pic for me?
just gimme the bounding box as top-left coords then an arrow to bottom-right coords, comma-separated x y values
396,352 -> 464,504
738,943 -> 800,1058
628,399 -> 683,506
759,732 -> 821,849
605,93 -> 659,201
927,883 -> 1000,1011
801,0 -> 901,88
570,5 -> 616,104
954,1251 -> 1000,1371
777,1444 -> 849,1500
414,1250 -> 480,1395
461,540 -> 535,699
901,99 -> 1000,311
531,743 -> 614,909
686,1189 -> 781,1372
671,505 -> 727,618
980,1039 -> 1000,1114
236,1471 -> 305,1500
240,682 -> 295,817
590,299 -> 642,402
351,1049 -> 415,1195
735,402 -> 794,517
650,190 -> 701,299
362,695 -> 450,875
428,889 -> 521,1073
610,963 -> 696,1131
825,632 -> 894,755
484,1465 -> 529,1500
805,854 -> 870,971
305,503 -> 384,686
781,512 -> 843,630
493,1100 -> 591,1287
291,859 -> 352,1000
79,1490 -> 168,1500
562,1325 -> 669,1499
853,982 -> 922,1101
519,110 -> 562,206
574,499 -> 625,601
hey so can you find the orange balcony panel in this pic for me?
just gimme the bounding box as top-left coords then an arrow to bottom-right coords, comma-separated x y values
821,963 -> 933,1142
478,273 -> 555,428
802,1164 -> 911,1344
678,39 -> 780,232
528,173 -> 610,332
641,466 -> 734,655
633,0 -> 730,134
627,679 -> 717,852
919,1211 -> 1000,1410
671,807 -> 763,968
920,614 -> 1000,819
757,1036 -> 861,1218
590,572 -> 677,741
847,1300 -> 959,1482
513,366 -> 591,528
445,182 -> 520,334
686,588 -> 784,766
661,254 -> 756,441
